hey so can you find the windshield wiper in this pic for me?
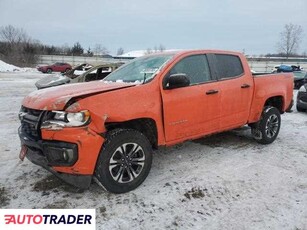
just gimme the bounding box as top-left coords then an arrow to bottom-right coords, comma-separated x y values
142,67 -> 159,84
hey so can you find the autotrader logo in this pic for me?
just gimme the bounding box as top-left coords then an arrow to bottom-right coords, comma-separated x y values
0,209 -> 95,230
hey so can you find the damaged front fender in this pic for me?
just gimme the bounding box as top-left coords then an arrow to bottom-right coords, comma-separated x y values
42,125 -> 105,175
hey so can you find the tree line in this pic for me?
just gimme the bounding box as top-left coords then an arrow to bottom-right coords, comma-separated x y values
0,23 -> 305,67
0,25 -> 115,67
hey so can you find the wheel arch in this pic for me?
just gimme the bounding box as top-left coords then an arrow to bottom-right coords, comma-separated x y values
105,118 -> 158,149
248,95 -> 285,124
263,95 -> 284,114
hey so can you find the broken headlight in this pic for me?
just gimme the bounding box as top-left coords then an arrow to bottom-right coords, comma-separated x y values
41,110 -> 91,128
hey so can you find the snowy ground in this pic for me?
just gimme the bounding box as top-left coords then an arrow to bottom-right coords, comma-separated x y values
0,72 -> 306,230
0,60 -> 37,72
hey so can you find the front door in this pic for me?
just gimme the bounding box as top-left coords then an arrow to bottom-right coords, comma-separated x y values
161,54 -> 221,143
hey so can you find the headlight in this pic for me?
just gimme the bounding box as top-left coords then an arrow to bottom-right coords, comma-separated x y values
298,85 -> 307,92
41,110 -> 91,128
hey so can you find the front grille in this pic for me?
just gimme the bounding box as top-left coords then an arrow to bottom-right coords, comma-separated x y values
19,106 -> 44,140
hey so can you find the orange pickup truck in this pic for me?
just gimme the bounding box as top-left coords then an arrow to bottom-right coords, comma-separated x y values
18,50 -> 293,193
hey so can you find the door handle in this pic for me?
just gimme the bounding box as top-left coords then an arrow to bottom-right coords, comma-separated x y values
206,89 -> 219,95
241,84 -> 250,89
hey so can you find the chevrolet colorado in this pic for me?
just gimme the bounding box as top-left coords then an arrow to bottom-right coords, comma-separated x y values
19,50 -> 293,193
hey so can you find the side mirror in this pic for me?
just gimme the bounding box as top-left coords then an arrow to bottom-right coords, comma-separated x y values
165,73 -> 190,89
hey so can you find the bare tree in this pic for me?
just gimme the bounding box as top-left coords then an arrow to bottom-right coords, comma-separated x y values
93,44 -> 102,56
144,48 -> 152,55
61,43 -> 71,55
101,46 -> 109,55
93,44 -> 109,56
117,47 -> 124,55
0,25 -> 39,66
0,25 -> 26,44
159,44 -> 166,52
277,23 -> 303,58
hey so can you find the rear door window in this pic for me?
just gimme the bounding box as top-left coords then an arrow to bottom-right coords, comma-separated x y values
215,54 -> 244,79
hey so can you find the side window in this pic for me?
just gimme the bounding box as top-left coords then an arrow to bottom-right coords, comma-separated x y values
168,55 -> 211,85
215,54 -> 244,79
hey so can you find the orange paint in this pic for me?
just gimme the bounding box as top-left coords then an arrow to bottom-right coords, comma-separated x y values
21,50 -> 293,177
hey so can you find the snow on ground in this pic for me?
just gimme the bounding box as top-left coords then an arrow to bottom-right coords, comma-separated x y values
0,60 -> 21,72
0,59 -> 37,72
0,72 -> 307,229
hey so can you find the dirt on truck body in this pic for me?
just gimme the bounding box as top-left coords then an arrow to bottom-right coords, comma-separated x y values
18,50 -> 293,193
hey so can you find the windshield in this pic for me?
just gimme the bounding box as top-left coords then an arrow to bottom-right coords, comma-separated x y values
103,54 -> 174,83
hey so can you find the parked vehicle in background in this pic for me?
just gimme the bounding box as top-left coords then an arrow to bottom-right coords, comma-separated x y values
272,64 -> 303,73
296,84 -> 307,112
65,63 -> 93,78
293,71 -> 307,89
37,62 -> 72,73
19,50 -> 293,193
35,62 -> 124,89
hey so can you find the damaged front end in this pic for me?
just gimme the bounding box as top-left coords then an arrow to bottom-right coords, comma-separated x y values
18,80 -> 137,189
18,106 -> 105,189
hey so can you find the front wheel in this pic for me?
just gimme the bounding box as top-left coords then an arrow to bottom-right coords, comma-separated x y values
251,106 -> 281,144
94,129 -> 152,193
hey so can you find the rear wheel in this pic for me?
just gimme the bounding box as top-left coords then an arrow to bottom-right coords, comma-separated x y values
94,129 -> 152,193
251,106 -> 281,144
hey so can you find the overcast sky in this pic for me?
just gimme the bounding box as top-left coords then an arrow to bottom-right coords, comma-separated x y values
0,0 -> 306,55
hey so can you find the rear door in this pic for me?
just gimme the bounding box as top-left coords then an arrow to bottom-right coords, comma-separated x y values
210,54 -> 253,129
161,54 -> 221,142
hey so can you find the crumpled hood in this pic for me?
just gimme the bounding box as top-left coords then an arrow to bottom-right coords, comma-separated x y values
35,74 -> 70,89
22,81 -> 136,111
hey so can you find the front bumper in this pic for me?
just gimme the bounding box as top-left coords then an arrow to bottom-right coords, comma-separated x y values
18,124 -> 104,189
25,145 -> 92,189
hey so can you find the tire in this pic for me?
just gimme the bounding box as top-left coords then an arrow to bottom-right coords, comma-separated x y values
251,106 -> 281,144
46,68 -> 52,74
296,104 -> 306,112
65,68 -> 71,73
94,129 -> 152,193
294,81 -> 303,90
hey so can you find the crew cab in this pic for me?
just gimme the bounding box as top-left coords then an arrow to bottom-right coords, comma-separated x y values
19,50 -> 293,193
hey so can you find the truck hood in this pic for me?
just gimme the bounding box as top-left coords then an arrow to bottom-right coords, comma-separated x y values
22,81 -> 136,111
35,74 -> 71,89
